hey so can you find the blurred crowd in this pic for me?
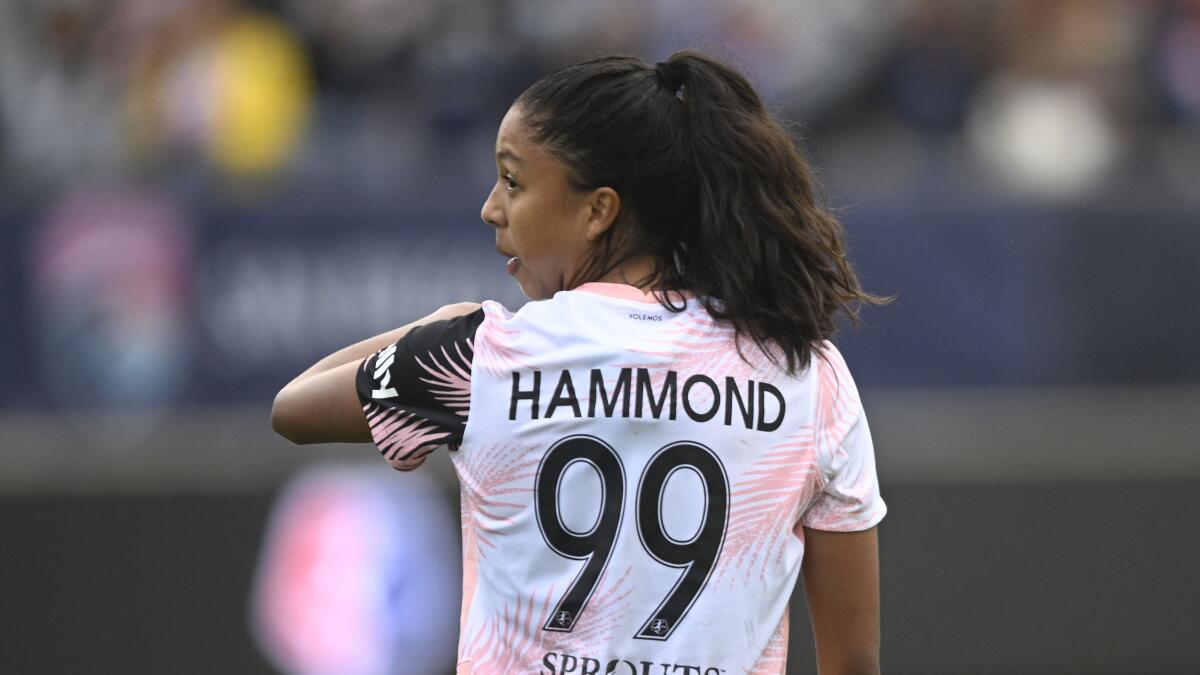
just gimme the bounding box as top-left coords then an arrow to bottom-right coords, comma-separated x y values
3,0 -> 1199,413
2,0 -> 1198,208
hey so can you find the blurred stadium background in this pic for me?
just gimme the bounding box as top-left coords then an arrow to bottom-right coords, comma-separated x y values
1,0 -> 1198,673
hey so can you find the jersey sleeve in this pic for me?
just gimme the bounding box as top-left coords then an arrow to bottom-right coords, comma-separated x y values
356,308 -> 485,471
799,347 -> 887,532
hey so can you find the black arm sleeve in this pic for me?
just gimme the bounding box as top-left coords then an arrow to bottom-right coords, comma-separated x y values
355,308 -> 485,470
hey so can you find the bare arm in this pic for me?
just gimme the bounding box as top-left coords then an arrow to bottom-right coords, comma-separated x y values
270,302 -> 482,444
801,526 -> 881,675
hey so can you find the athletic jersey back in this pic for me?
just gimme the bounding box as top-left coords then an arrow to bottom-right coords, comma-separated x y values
356,282 -> 886,675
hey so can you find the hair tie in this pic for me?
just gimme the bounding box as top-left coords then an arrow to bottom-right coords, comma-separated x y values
655,61 -> 682,98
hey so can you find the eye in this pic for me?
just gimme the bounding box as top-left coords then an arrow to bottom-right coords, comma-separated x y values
502,173 -> 518,192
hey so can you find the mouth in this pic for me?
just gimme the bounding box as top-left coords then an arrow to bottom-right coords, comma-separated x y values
495,244 -> 521,275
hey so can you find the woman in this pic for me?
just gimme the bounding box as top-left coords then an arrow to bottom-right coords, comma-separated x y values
273,50 -> 886,675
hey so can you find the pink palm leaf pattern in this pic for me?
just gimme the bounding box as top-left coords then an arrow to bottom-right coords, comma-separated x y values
454,442 -> 541,557
636,310 -> 781,383
800,344 -> 877,531
460,569 -> 636,668
415,338 -> 474,418
559,565 -> 635,651
716,428 -> 821,584
802,470 -> 882,532
361,401 -> 450,470
454,441 -> 541,669
744,612 -> 789,674
813,343 -> 860,460
474,302 -> 533,376
461,586 -> 557,674
616,310 -> 784,415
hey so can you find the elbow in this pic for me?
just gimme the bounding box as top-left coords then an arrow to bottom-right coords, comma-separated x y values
271,389 -> 310,444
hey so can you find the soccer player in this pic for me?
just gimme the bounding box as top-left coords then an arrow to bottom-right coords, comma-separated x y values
273,51 -> 887,675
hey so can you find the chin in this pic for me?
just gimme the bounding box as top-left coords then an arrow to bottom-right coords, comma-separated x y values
515,274 -> 557,301
518,285 -> 554,301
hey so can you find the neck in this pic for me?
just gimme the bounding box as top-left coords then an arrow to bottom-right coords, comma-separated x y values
593,254 -> 660,291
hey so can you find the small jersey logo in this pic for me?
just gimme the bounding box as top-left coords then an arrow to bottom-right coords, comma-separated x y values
554,610 -> 572,627
648,618 -> 670,635
370,343 -> 399,399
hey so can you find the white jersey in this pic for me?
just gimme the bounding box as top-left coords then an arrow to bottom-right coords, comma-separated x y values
357,282 -> 886,674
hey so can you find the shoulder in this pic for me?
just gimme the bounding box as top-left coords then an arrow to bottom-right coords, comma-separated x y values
443,301 -> 484,316
479,295 -> 581,334
479,299 -> 515,321
811,340 -> 865,457
814,339 -> 851,373
403,303 -> 488,351
812,340 -> 859,399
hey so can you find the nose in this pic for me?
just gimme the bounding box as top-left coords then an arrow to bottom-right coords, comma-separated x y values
481,183 -> 504,229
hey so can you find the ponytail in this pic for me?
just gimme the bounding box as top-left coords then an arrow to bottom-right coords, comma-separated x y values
517,50 -> 888,373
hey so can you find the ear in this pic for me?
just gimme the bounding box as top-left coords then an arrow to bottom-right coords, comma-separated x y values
583,187 -> 621,241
